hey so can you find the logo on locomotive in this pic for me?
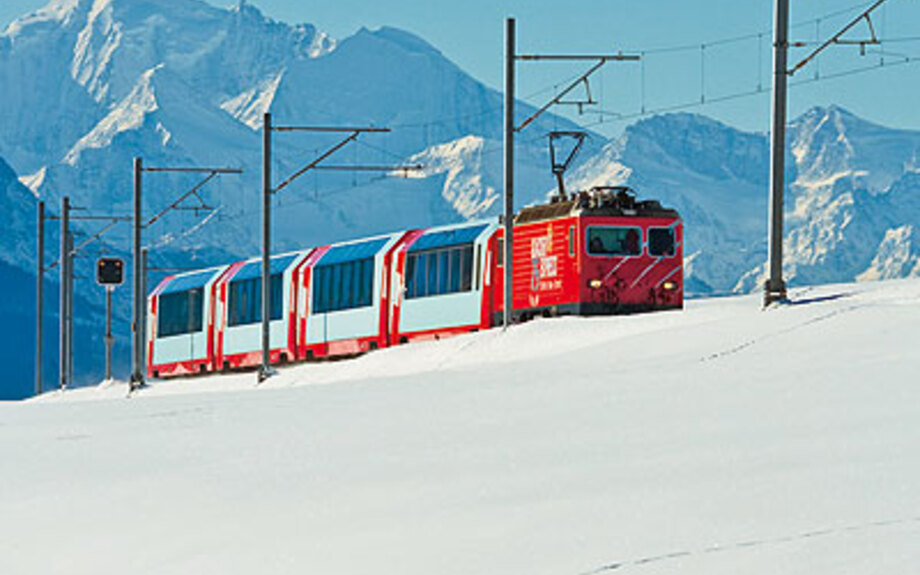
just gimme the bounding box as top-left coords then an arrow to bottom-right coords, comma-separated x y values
530,228 -> 561,294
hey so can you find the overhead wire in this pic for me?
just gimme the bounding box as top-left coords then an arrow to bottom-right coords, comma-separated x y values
128,0 -> 920,262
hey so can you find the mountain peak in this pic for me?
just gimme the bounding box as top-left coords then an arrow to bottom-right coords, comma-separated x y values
3,0 -> 83,36
350,26 -> 443,58
789,104 -> 920,193
620,112 -> 768,186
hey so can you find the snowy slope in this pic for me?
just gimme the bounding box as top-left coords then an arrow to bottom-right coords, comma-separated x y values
2,278 -> 919,574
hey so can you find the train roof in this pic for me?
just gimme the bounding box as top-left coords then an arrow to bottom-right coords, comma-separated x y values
155,265 -> 228,296
515,186 -> 679,225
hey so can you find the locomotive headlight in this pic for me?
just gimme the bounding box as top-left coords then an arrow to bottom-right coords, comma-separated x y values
589,279 -> 603,289
662,281 -> 677,291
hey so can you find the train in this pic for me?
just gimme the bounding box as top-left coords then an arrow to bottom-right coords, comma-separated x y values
146,186 -> 683,378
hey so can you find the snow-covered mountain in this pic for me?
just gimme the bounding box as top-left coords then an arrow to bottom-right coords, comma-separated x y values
1,0 -> 583,266
569,106 -> 920,294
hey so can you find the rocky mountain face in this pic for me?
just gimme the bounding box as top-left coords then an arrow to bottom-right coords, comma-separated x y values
1,0 -> 919,397
568,106 -> 920,294
1,0 -> 581,267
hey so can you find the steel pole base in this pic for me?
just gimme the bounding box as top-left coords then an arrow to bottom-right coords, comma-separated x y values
128,373 -> 147,392
257,365 -> 275,384
763,278 -> 788,307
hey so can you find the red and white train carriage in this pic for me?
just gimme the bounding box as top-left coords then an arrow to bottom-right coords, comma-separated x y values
147,187 -> 682,378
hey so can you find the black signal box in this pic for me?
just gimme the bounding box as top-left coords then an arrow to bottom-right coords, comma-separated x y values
97,257 -> 125,287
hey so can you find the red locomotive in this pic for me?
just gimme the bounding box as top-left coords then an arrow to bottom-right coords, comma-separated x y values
500,186 -> 683,320
147,186 -> 682,378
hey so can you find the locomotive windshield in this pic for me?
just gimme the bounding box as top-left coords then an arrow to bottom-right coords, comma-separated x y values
649,227 -> 676,257
586,226 -> 642,256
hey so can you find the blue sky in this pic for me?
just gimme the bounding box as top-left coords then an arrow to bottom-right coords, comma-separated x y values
3,0 -> 920,136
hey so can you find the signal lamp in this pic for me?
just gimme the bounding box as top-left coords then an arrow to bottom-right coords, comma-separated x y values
662,281 -> 677,291
589,279 -> 603,289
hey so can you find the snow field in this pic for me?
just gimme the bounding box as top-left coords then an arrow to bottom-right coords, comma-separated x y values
2,278 -> 919,574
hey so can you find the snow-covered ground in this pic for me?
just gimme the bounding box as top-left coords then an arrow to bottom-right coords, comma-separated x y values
2,279 -> 919,574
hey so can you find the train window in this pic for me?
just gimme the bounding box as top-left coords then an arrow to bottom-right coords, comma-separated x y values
496,238 -> 504,267
426,252 -> 439,295
649,227 -> 676,257
438,250 -> 450,294
228,274 -> 283,327
448,249 -> 461,293
341,260 -> 354,309
569,226 -> 576,257
331,264 -> 343,311
461,246 -> 473,291
586,226 -> 642,256
415,254 -> 427,298
356,259 -> 371,307
475,245 -> 482,291
406,244 -> 475,299
158,288 -> 204,337
313,257 -> 375,314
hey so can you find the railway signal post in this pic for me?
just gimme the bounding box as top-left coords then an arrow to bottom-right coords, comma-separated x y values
97,257 -> 125,381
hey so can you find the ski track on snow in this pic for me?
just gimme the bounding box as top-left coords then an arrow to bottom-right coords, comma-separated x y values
581,515 -> 920,573
700,296 -> 863,363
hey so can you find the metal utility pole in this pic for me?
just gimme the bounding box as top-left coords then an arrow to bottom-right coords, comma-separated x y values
765,0 -> 789,306
67,231 -> 74,387
504,17 -> 515,330
502,18 -> 639,327
59,196 -> 70,390
35,201 -> 44,396
104,286 -> 113,380
260,112 -> 272,382
131,157 -> 144,389
764,0 -> 890,306
141,247 -> 148,378
259,116 -> 419,381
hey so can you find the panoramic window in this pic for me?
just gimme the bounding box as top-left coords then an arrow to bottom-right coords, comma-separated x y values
405,244 -> 474,299
649,227 -> 676,257
312,258 -> 375,314
228,274 -> 284,327
158,288 -> 204,337
586,227 -> 643,256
